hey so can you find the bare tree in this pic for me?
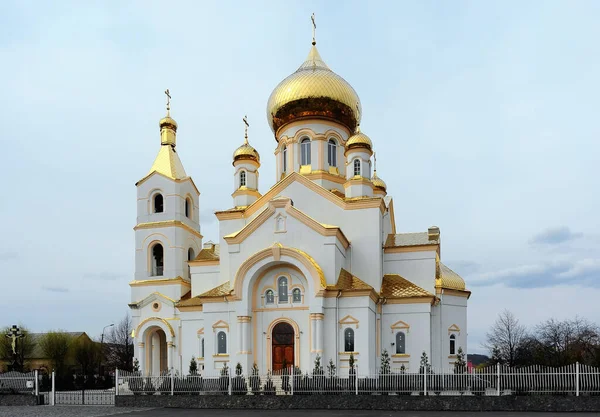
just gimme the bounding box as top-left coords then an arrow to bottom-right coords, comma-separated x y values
72,337 -> 100,376
484,310 -> 526,367
104,313 -> 134,371
535,317 -> 600,366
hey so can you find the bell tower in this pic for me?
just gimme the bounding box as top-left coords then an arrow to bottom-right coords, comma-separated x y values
232,115 -> 261,208
132,90 -> 202,302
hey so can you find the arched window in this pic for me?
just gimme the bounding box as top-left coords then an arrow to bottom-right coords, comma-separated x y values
353,159 -> 361,176
240,171 -> 246,187
217,331 -> 227,354
185,198 -> 191,218
188,248 -> 195,262
151,244 -> 164,276
278,276 -> 288,303
282,146 -> 287,172
450,334 -> 456,355
344,328 -> 355,352
301,138 -> 311,165
292,288 -> 301,303
201,338 -> 204,358
328,139 -> 337,167
396,332 -> 406,354
153,193 -> 164,213
265,289 -> 274,304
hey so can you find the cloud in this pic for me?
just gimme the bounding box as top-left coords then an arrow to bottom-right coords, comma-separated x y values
83,272 -> 124,281
469,258 -> 600,289
0,251 -> 18,261
445,260 -> 481,276
42,286 -> 69,293
530,226 -> 583,245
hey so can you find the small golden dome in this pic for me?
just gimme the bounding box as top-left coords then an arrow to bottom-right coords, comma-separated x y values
159,115 -> 178,131
233,143 -> 260,163
372,171 -> 387,191
267,44 -> 361,136
346,130 -> 373,150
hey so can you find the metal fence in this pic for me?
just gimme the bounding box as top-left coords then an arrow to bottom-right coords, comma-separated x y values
116,363 -> 600,397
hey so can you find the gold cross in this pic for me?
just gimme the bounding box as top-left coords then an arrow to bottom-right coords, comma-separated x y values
243,115 -> 249,143
373,152 -> 377,171
165,89 -> 171,113
311,13 -> 316,45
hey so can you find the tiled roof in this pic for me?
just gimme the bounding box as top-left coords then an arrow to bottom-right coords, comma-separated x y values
385,232 -> 439,247
436,262 -> 467,291
327,269 -> 373,291
380,274 -> 434,299
193,244 -> 220,261
200,281 -> 231,297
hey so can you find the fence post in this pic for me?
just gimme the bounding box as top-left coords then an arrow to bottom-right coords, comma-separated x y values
115,369 -> 119,396
423,367 -> 427,396
34,369 -> 39,397
228,369 -> 232,396
497,362 -> 500,396
290,368 -> 294,395
170,368 -> 175,396
51,371 -> 55,406
355,367 -> 358,396
576,362 -> 580,397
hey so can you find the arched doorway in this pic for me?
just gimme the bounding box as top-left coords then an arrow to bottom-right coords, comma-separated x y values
146,327 -> 168,375
272,322 -> 294,372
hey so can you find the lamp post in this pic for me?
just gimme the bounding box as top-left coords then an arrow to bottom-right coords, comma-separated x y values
99,324 -> 114,376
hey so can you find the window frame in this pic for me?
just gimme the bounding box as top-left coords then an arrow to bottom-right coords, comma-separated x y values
344,327 -> 355,352
151,243 -> 164,276
300,138 -> 311,166
217,331 -> 227,354
396,332 -> 406,354
278,276 -> 289,303
353,159 -> 361,176
282,146 -> 287,172
450,334 -> 456,355
153,193 -> 164,213
265,289 -> 275,305
184,197 -> 191,218
292,288 -> 301,303
240,170 -> 246,187
327,139 -> 337,167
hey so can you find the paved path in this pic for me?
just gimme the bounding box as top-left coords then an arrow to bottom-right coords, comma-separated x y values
0,409 -> 597,417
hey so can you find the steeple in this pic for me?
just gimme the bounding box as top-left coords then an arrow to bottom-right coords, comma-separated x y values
145,90 -> 187,181
232,115 -> 261,207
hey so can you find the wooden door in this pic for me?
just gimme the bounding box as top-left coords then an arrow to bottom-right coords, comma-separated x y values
272,322 -> 294,372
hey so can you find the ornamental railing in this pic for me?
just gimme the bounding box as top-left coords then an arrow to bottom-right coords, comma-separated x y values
114,363 -> 600,396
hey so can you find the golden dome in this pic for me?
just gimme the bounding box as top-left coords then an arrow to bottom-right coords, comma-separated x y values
159,115 -> 178,131
233,142 -> 260,164
266,44 -> 361,136
346,129 -> 373,150
372,171 -> 387,191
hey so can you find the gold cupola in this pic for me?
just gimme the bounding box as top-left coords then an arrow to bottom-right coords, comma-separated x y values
159,91 -> 178,147
233,116 -> 260,165
266,24 -> 361,137
345,127 -> 373,153
372,171 -> 387,194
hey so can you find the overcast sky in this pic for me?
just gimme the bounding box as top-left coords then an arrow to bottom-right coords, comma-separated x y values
1,1 -> 599,354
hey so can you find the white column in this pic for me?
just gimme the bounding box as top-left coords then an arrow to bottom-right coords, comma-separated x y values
138,342 -> 145,375
167,341 -> 174,370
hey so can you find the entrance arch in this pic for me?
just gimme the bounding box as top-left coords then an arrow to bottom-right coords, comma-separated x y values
266,318 -> 300,372
272,322 -> 294,372
145,327 -> 168,375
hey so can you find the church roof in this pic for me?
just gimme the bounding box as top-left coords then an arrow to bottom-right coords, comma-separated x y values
327,268 -> 373,291
380,274 -> 434,299
147,145 -> 187,181
200,281 -> 231,297
436,261 -> 468,292
385,232 -> 439,247
193,244 -> 220,262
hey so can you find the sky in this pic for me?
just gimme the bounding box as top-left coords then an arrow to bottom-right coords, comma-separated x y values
1,1 -> 599,354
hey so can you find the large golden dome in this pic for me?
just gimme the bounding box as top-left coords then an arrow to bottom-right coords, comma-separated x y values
267,44 -> 361,136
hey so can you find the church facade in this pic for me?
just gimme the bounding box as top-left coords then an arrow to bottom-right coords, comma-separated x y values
129,37 -> 470,376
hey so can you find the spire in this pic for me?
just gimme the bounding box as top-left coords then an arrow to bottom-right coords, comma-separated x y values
311,13 -> 316,46
159,88 -> 178,147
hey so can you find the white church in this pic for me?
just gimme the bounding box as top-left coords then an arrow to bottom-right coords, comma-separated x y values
129,33 -> 470,376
